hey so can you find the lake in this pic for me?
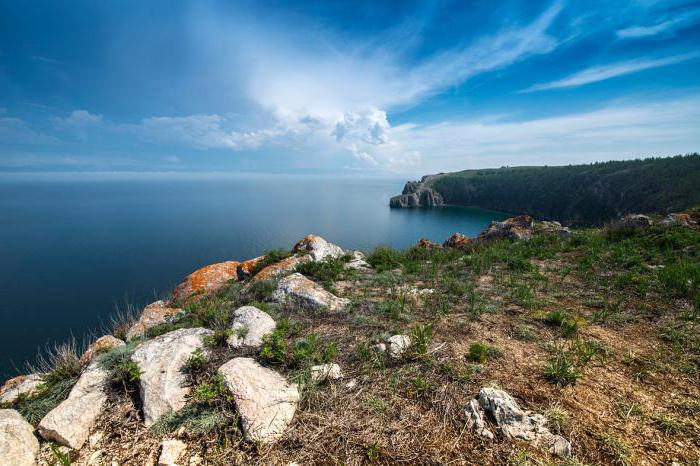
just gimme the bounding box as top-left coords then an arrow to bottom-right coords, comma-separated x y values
0,173 -> 507,380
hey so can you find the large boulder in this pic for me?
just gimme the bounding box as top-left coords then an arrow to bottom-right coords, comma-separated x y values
619,214 -> 652,228
536,221 -> 571,239
443,233 -> 471,248
0,374 -> 44,405
126,301 -> 183,341
79,335 -> 125,366
251,255 -> 312,283
478,215 -> 534,243
38,361 -> 111,449
292,235 -> 345,262
0,409 -> 40,466
218,358 -> 299,443
272,273 -> 349,311
236,256 -> 265,281
131,328 -> 213,427
227,306 -> 276,349
415,238 -> 441,249
345,250 -> 371,271
171,261 -> 240,302
465,387 -> 571,457
661,212 -> 693,226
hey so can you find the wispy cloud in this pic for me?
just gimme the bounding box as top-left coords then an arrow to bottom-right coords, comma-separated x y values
617,8 -> 700,38
522,52 -> 700,92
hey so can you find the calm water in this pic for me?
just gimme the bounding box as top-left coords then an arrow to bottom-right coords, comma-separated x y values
0,174 -> 507,380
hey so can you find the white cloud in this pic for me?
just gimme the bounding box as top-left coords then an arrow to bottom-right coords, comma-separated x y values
522,52 -> 700,92
617,8 -> 700,38
0,116 -> 57,145
54,110 -> 104,127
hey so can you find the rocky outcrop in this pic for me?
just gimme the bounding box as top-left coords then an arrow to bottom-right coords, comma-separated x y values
619,214 -> 652,228
345,250 -> 371,271
661,212 -> 693,226
79,335 -> 125,366
292,235 -> 344,262
227,306 -> 276,349
478,215 -> 534,243
536,221 -> 571,239
38,361 -> 111,449
0,409 -> 40,466
465,387 -> 571,457
218,358 -> 299,443
126,301 -> 183,341
131,328 -> 213,427
0,374 -> 44,405
251,255 -> 312,282
171,261 -> 240,302
158,439 -> 187,465
390,179 -> 444,208
415,238 -> 441,249
310,363 -> 343,383
236,256 -> 265,281
443,233 -> 472,248
272,273 -> 349,311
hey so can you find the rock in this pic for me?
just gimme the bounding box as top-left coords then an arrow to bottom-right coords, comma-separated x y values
536,221 -> 571,239
236,256 -> 265,281
126,301 -> 183,341
292,235 -> 344,262
345,379 -> 358,389
0,409 -> 40,466
218,358 -> 299,443
272,273 -> 349,311
478,215 -> 534,243
661,213 -> 693,226
620,213 -> 652,228
390,179 -> 444,208
131,328 -> 213,427
38,361 -> 110,449
251,255 -> 312,282
158,439 -> 187,465
227,306 -> 276,349
0,373 -> 44,404
171,261 -> 240,302
415,238 -> 442,249
465,387 -> 571,457
310,363 -> 343,383
189,454 -> 203,466
443,233 -> 472,248
80,335 -> 125,366
387,335 -> 411,358
89,431 -> 104,447
87,449 -> 104,466
374,343 -> 387,353
345,251 -> 371,271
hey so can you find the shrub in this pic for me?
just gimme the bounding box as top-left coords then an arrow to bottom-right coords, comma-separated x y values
296,258 -> 345,287
409,375 -> 432,398
97,342 -> 141,385
184,348 -> 207,373
291,333 -> 336,368
245,279 -> 278,302
367,246 -> 405,272
250,249 -> 291,274
409,322 -> 434,359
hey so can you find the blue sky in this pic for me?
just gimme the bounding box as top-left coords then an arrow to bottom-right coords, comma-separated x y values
1,0 -> 699,175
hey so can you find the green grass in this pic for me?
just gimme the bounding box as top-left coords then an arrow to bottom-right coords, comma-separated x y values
296,257 -> 346,287
15,377 -> 77,425
409,322 -> 434,359
466,342 -> 501,363
97,341 -> 141,386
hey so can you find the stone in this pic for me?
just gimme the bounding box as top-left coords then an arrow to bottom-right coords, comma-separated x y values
89,431 -> 104,447
536,221 -> 571,239
227,306 -> 276,349
131,328 -> 213,427
218,358 -> 299,443
0,373 -> 44,404
251,255 -> 312,282
171,261 -> 240,302
415,238 -> 441,249
0,409 -> 40,466
465,387 -> 571,457
38,361 -> 110,449
236,256 -> 265,281
387,335 -> 411,358
126,301 -> 183,341
620,213 -> 652,228
374,343 -> 387,353
292,235 -> 345,262
87,449 -> 105,466
478,215 -> 535,243
661,213 -> 693,226
345,250 -> 371,271
272,273 -> 349,311
158,439 -> 187,465
80,335 -> 125,366
443,233 -> 472,248
310,363 -> 343,383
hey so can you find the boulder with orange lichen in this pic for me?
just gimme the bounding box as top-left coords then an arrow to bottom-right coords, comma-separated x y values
0,374 -> 44,404
125,300 -> 183,341
415,238 -> 441,249
236,256 -> 265,280
251,254 -> 312,282
79,335 -> 125,366
443,232 -> 471,248
171,260 -> 240,302
477,215 -> 534,243
292,235 -> 345,262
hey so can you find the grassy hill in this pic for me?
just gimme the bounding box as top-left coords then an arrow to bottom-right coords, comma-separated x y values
422,154 -> 700,225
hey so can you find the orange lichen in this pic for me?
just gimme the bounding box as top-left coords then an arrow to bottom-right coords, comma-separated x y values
171,260 -> 240,302
252,255 -> 311,282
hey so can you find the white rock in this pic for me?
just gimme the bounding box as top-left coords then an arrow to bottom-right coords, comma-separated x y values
0,409 -> 40,466
132,328 -> 213,427
345,379 -> 358,389
345,250 -> 372,271
87,449 -> 105,466
159,439 -> 187,465
89,431 -> 104,447
292,235 -> 344,262
38,361 -> 110,449
374,343 -> 387,353
387,335 -> 411,358
310,363 -> 343,383
218,358 -> 299,443
272,273 -> 349,312
0,373 -> 44,404
227,306 -> 276,349
464,399 -> 494,439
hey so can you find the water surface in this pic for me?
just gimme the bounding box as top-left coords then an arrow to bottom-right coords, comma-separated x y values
0,173 -> 507,379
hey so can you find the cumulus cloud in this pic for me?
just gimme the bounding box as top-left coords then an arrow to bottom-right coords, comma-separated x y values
522,52 -> 700,92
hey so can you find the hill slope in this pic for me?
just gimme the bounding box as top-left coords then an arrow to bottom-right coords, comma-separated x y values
391,154 -> 700,225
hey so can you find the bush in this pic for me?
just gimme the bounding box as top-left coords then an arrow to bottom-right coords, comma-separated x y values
251,249 -> 292,274
97,342 -> 141,385
296,258 -> 345,287
543,346 -> 583,386
409,322 -> 434,359
184,348 -> 206,373
367,246 -> 405,272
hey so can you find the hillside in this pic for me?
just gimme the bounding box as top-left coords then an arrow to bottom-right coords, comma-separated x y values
1,214 -> 699,465
390,154 -> 700,225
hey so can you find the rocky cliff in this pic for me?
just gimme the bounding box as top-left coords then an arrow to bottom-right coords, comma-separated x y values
389,175 -> 445,208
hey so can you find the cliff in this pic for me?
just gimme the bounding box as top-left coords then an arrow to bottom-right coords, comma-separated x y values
390,153 -> 700,225
1,217 -> 699,465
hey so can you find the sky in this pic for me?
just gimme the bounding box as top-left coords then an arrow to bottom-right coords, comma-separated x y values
1,0 -> 699,175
